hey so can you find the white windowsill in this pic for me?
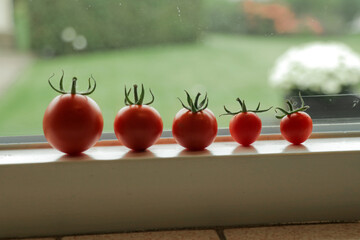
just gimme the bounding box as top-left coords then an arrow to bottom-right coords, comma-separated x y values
1,132 -> 360,165
1,134 -> 360,239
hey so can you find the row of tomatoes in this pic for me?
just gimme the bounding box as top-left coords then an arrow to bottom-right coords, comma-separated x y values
43,73 -> 313,155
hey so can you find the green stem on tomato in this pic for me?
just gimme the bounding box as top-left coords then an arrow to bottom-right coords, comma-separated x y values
59,70 -> 65,92
134,84 -> 139,103
220,98 -> 272,116
48,71 -> 96,95
178,91 -> 209,113
70,77 -> 77,95
275,92 -> 310,119
124,84 -> 155,106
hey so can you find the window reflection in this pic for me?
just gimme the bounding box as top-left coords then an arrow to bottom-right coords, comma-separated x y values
0,0 -> 359,136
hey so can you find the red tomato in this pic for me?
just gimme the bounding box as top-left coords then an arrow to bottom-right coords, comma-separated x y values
114,84 -> 163,151
43,95 -> 103,155
223,98 -> 271,146
172,108 -> 218,151
229,112 -> 262,146
114,105 -> 163,151
43,73 -> 103,155
280,111 -> 313,145
276,93 -> 313,145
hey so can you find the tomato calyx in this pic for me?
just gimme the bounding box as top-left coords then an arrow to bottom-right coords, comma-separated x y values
221,98 -> 272,116
124,84 -> 154,106
275,92 -> 310,119
178,91 -> 209,113
48,70 -> 96,95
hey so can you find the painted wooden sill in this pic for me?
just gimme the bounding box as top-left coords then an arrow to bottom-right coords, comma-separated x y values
0,134 -> 360,239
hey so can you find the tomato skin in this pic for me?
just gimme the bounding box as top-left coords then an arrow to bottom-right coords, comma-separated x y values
172,108 -> 218,151
114,105 -> 163,151
43,94 -> 104,155
229,112 -> 262,146
280,111 -> 313,145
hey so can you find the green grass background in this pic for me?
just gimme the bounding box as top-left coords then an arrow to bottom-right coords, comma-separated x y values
1,34 -> 360,136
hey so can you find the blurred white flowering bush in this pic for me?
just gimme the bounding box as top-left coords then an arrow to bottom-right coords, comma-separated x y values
270,42 -> 360,95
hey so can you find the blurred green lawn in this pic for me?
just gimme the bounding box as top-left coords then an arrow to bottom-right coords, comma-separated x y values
1,34 -> 360,136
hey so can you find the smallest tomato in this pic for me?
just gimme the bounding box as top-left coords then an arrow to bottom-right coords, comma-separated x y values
275,93 -> 313,145
223,98 -> 272,146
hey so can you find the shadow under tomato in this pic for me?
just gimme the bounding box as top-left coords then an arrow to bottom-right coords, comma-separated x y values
282,144 -> 309,153
122,149 -> 156,159
232,145 -> 259,154
177,148 -> 212,157
56,153 -> 94,162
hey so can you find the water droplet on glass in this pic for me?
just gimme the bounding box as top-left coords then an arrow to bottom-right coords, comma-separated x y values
73,35 -> 87,50
61,27 -> 77,42
176,6 -> 182,21
292,99 -> 298,107
353,99 -> 359,108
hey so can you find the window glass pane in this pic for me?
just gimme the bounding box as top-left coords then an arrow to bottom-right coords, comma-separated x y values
0,0 -> 360,136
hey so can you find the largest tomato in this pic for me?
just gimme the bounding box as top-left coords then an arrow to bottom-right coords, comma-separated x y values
114,84 -> 163,151
43,72 -> 103,155
172,91 -> 218,151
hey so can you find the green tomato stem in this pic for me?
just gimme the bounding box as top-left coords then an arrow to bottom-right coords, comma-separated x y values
70,77 -> 77,95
